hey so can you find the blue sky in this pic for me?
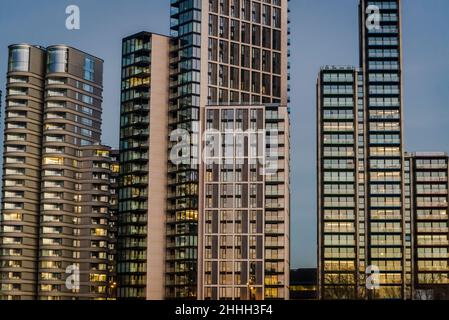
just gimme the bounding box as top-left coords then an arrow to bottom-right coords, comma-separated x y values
0,0 -> 448,268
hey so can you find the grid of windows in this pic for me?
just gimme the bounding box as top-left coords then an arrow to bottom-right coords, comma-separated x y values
1,45 -> 115,300
318,0 -> 449,301
118,33 -> 154,299
167,0 -> 203,300
207,0 -> 283,105
203,105 -> 288,300
363,0 -> 405,299
318,68 -> 359,299
406,155 -> 449,299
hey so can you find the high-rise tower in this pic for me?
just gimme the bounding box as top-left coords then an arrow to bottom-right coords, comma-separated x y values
405,153 -> 449,300
318,0 -> 449,300
0,44 -> 117,300
1,44 -> 46,300
359,0 -> 407,299
118,32 -> 171,300
118,0 -> 291,300
318,0 -> 409,300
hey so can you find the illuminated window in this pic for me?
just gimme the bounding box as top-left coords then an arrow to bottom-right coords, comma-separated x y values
3,213 -> 22,221
90,273 -> 107,282
96,150 -> 109,157
44,157 -> 64,165
92,228 -> 107,236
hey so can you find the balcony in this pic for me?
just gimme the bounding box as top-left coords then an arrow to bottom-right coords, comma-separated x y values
417,227 -> 449,233
134,56 -> 151,66
416,201 -> 448,208
416,177 -> 448,183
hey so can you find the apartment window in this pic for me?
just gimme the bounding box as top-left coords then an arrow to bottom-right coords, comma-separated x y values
47,77 -> 66,85
241,22 -> 250,44
8,100 -> 27,107
45,147 -> 65,154
6,157 -> 25,164
219,16 -> 229,38
46,135 -> 64,143
9,76 -> 28,83
6,133 -> 26,142
77,105 -> 94,115
4,191 -> 24,198
5,168 -> 25,176
8,47 -> 29,72
81,117 -> 93,126
82,94 -> 94,105
42,227 -> 63,234
43,204 -> 63,211
4,203 -> 24,210
79,81 -> 94,93
262,28 -> 271,49
4,180 -> 24,187
81,128 -> 93,137
84,57 -> 95,81
252,2 -> 260,23
3,237 -> 23,245
47,101 -> 66,108
47,89 -> 66,97
47,48 -> 68,73
7,122 -> 26,129
45,124 -> 65,131
44,157 -> 64,165
92,228 -> 107,236
273,30 -> 281,51
273,7 -> 281,28
44,169 -> 63,177
8,88 -> 27,96
81,139 -> 91,146
6,145 -> 25,153
8,111 -> 26,118
43,192 -> 63,200
218,65 -> 228,87
3,213 -> 22,222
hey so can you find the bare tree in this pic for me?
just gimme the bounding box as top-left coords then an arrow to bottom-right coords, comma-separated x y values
322,273 -> 359,300
414,274 -> 449,301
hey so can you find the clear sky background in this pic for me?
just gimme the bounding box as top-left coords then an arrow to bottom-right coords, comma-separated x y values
0,0 -> 448,268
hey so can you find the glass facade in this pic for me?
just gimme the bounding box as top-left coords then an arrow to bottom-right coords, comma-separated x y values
84,57 -> 95,82
47,48 -> 68,73
118,0 -> 289,300
202,0 -> 289,301
405,154 -> 449,300
167,0 -> 202,299
118,33 -> 152,299
318,0 -> 449,300
202,105 -> 288,300
318,0 -> 410,300
361,0 -> 405,299
206,0 -> 283,105
8,46 -> 30,72
318,67 -> 359,299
